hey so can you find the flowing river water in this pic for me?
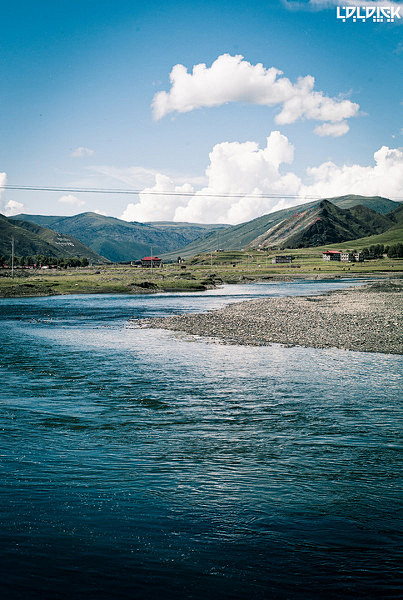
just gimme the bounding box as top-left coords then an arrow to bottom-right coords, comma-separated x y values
0,279 -> 402,599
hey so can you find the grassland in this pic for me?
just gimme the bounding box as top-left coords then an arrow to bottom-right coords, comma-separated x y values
0,266 -> 214,297
0,249 -> 402,298
186,249 -> 403,275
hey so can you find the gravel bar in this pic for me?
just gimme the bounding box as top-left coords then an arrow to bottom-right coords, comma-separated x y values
137,280 -> 403,355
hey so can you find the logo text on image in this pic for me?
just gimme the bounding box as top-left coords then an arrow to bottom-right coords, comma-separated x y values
336,6 -> 401,22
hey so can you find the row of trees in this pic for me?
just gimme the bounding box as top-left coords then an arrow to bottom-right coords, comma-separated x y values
361,244 -> 403,259
0,255 -> 90,268
386,243 -> 403,258
361,244 -> 386,258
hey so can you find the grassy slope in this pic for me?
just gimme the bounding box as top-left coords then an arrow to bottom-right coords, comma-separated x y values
327,202 -> 403,250
1,215 -> 63,257
325,194 -> 397,214
12,218 -> 108,262
0,214 -> 107,262
249,201 -> 395,249
14,215 -> 63,227
327,224 -> 403,250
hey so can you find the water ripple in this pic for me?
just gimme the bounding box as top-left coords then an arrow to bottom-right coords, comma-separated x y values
0,281 -> 402,599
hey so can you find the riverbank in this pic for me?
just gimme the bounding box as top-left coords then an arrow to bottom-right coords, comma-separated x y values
0,269 -> 219,297
0,264 -> 401,298
139,279 -> 403,355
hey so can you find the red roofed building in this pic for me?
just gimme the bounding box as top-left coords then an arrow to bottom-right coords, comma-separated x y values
141,256 -> 163,268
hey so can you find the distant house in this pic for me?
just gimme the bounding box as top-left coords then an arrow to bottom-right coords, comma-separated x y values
272,255 -> 294,264
340,252 -> 354,263
340,252 -> 362,263
141,256 -> 163,268
322,251 -> 341,261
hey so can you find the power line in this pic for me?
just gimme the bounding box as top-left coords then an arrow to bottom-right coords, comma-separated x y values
1,184 -> 325,199
3,184 -> 403,202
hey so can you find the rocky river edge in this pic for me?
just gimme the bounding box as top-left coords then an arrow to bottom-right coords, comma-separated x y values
136,279 -> 403,355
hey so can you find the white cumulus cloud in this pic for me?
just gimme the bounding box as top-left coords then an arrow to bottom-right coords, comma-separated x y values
152,54 -> 359,135
313,121 -> 350,137
121,174 -> 194,222
4,199 -> 24,216
300,145 -> 403,199
174,132 -> 301,224
58,194 -> 86,207
120,133 -> 403,225
71,146 -> 94,158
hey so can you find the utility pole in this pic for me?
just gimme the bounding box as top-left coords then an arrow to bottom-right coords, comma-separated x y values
11,236 -> 14,278
210,251 -> 213,270
150,245 -> 153,275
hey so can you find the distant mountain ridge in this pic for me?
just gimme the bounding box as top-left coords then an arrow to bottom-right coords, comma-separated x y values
162,195 -> 400,258
248,200 -> 396,249
13,212 -> 229,262
0,214 -> 107,262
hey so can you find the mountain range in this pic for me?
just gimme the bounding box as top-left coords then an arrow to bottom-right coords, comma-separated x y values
5,194 -> 402,262
12,212 -> 228,262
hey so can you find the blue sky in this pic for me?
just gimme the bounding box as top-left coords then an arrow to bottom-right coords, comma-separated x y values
1,0 -> 402,223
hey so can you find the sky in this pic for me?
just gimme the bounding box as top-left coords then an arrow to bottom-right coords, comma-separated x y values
0,0 -> 402,224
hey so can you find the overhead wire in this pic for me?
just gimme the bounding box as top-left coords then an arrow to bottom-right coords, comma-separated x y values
3,184 -> 403,201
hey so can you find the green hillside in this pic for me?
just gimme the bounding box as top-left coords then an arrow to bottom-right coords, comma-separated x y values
14,213 -> 229,262
389,202 -> 403,224
0,214 -> 107,262
248,201 -> 395,249
14,215 -> 64,228
328,224 -> 403,251
162,195 -> 400,259
324,194 -> 397,215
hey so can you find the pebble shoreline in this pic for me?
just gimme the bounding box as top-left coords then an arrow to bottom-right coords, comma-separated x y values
138,280 -> 403,355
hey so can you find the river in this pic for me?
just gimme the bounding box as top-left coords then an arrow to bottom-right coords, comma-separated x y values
0,279 -> 402,599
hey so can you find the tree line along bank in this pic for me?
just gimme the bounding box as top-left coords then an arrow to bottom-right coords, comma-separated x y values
1,255 -> 90,269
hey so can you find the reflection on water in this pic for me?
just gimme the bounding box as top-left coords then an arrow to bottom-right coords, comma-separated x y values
0,280 -> 401,599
